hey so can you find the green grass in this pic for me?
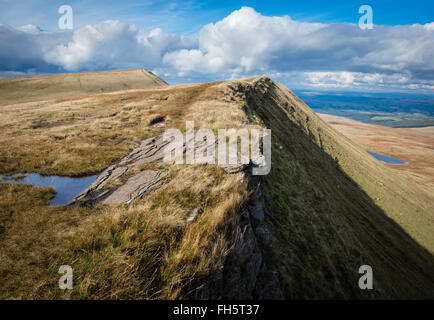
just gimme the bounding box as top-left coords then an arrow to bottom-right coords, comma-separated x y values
240,77 -> 434,298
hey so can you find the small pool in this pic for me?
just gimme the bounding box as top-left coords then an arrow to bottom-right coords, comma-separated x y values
0,173 -> 98,206
368,152 -> 408,165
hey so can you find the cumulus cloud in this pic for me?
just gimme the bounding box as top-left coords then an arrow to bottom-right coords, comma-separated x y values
45,21 -> 141,71
1,7 -> 434,91
45,20 -> 196,71
0,24 -> 71,73
163,7 -> 434,83
0,20 -> 196,73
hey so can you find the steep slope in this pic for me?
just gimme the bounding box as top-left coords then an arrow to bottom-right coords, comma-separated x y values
228,77 -> 434,299
0,69 -> 167,106
0,76 -> 433,299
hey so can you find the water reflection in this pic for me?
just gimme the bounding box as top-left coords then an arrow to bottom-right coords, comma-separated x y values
0,173 -> 97,206
368,152 -> 408,165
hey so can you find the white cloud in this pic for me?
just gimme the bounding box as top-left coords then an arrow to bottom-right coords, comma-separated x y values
163,7 -> 434,82
292,71 -> 432,91
423,22 -> 434,31
44,21 -> 196,71
0,24 -> 71,73
305,72 -> 356,88
1,7 -> 434,91
45,21 -> 141,71
164,7 -> 325,74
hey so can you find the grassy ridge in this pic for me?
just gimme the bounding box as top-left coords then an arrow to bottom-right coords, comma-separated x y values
238,77 -> 434,298
0,69 -> 167,107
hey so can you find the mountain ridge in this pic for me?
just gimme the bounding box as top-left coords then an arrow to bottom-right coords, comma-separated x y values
0,71 -> 433,299
0,68 -> 167,106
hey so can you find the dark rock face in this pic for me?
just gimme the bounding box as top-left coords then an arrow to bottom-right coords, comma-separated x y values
249,201 -> 265,222
191,173 -> 283,300
148,115 -> 165,126
187,207 -> 203,222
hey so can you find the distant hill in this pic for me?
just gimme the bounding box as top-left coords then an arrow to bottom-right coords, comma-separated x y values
0,69 -> 167,106
296,91 -> 434,128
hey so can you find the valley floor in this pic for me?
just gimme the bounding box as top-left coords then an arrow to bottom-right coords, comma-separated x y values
319,114 -> 434,200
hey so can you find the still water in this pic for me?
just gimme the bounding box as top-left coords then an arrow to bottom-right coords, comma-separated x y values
368,152 -> 408,165
0,173 -> 97,206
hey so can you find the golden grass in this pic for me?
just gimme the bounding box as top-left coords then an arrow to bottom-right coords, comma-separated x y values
0,80 -> 252,299
0,69 -> 167,107
0,82 -> 227,177
0,165 -> 247,299
319,113 -> 434,199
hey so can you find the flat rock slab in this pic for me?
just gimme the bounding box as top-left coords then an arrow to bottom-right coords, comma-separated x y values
72,165 -> 129,203
70,133 -> 257,206
70,136 -> 171,206
103,170 -> 166,205
119,136 -> 171,166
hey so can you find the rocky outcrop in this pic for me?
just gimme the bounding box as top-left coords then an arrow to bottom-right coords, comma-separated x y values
103,170 -> 167,205
71,130 -> 283,299
70,136 -> 171,205
190,171 -> 283,300
71,134 -> 255,205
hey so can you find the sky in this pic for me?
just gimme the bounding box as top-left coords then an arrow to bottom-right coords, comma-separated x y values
1,0 -> 433,92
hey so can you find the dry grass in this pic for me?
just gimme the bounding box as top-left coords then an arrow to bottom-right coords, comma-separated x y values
0,165 -> 247,299
0,69 -> 167,107
0,79 -> 253,299
0,82 -> 227,177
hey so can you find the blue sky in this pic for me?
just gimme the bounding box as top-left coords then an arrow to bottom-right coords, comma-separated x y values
1,1 -> 433,92
2,0 -> 434,32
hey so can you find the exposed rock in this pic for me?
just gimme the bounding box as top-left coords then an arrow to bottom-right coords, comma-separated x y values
186,207 -> 203,222
71,132 -> 262,206
254,225 -> 271,246
72,165 -> 129,203
254,269 -> 282,299
70,136 -> 172,205
72,128 -> 265,205
118,136 -> 171,166
69,128 -> 282,299
249,201 -> 265,223
189,172 -> 283,300
221,162 -> 250,174
103,170 -> 167,205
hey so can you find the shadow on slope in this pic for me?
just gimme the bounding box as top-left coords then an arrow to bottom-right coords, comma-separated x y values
239,78 -> 434,299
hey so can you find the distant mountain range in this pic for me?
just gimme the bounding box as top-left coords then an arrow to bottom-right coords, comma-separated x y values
295,90 -> 434,128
